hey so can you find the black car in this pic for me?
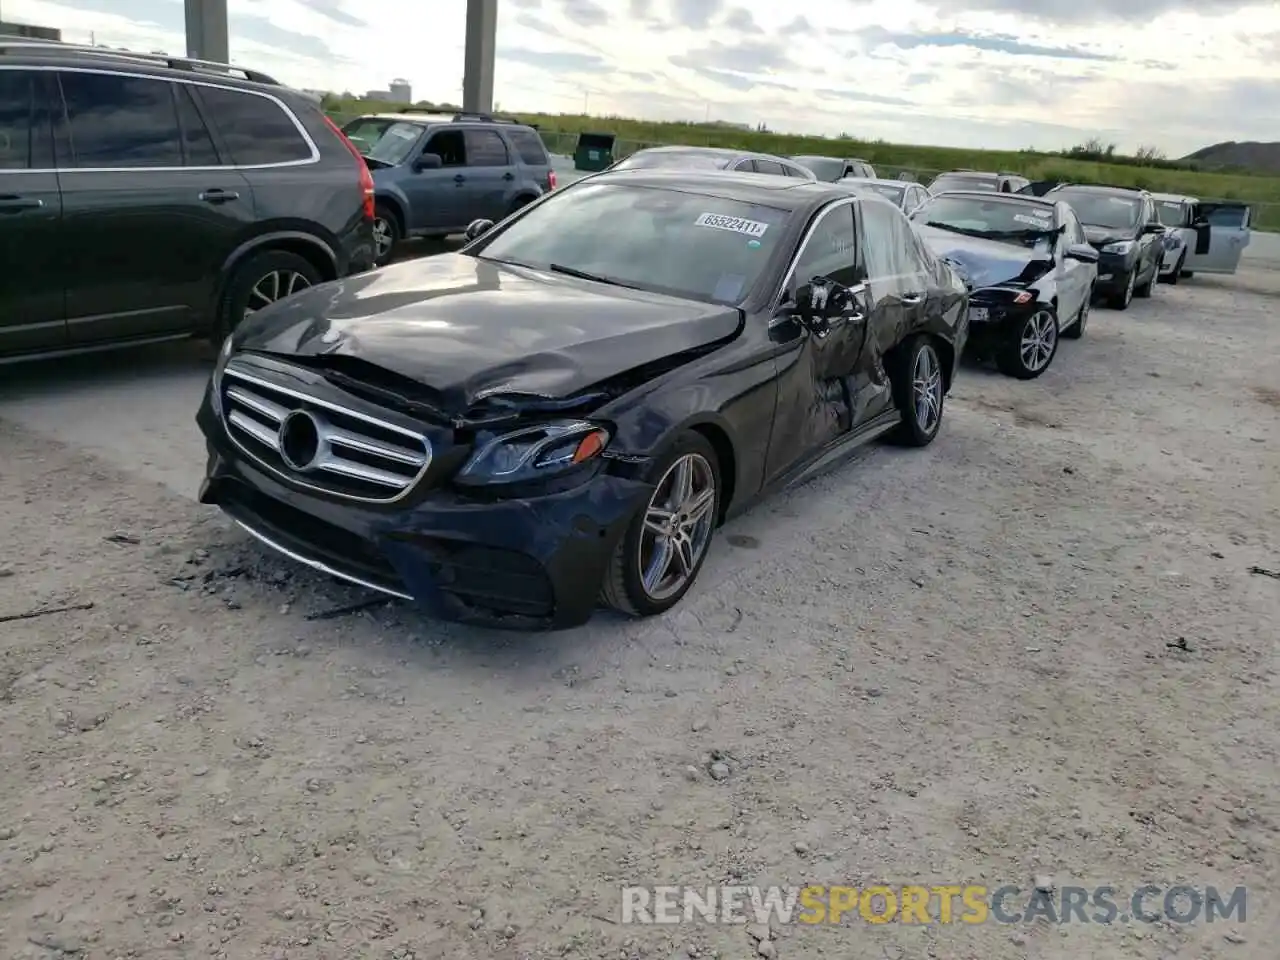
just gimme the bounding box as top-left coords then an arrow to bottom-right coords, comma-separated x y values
910,191 -> 1099,379
1044,184 -> 1164,310
789,155 -> 876,181
196,171 -> 968,629
0,39 -> 375,364
610,146 -> 816,179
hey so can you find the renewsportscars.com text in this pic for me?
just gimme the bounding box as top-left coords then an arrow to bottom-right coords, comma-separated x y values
621,884 -> 1247,926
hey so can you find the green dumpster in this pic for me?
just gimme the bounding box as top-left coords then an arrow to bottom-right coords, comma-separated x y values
573,132 -> 616,172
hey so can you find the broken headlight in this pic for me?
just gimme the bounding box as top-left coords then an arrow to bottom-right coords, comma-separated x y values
457,420 -> 611,485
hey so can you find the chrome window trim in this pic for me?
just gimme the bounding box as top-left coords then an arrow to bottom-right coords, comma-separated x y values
774,197 -> 859,308
0,63 -> 320,172
219,364 -> 433,505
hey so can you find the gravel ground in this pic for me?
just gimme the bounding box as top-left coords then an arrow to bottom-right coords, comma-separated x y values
1,268 -> 1277,960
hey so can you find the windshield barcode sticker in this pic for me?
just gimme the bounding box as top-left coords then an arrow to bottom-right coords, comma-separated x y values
695,213 -> 770,237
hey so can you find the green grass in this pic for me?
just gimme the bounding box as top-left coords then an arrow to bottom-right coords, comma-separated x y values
326,97 -> 1280,230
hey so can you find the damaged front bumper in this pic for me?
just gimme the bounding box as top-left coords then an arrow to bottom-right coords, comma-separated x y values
196,390 -> 653,631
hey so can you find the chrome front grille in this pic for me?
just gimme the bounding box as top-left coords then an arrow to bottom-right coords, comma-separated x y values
220,364 -> 431,502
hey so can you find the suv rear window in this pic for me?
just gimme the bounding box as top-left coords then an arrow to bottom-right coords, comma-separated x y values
506,126 -> 549,165
197,86 -> 312,166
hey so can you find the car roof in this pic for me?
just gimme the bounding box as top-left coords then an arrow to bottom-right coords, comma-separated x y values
930,189 -> 1059,210
0,41 -> 288,93
585,168 -> 881,211
838,176 -> 908,188
1051,183 -> 1148,197
1151,191 -> 1197,203
936,170 -> 1000,178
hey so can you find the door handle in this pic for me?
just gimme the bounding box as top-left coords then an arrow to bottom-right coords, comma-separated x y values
902,292 -> 924,304
199,189 -> 240,204
454,174 -> 466,184
0,196 -> 43,212
502,172 -> 515,181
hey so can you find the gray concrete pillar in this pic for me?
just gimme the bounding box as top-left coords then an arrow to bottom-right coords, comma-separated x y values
184,0 -> 229,63
462,0 -> 497,114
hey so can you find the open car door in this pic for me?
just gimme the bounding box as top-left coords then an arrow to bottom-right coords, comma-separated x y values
1188,202 -> 1251,274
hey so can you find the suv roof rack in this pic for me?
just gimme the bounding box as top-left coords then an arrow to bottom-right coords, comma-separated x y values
0,36 -> 280,85
452,111 -> 518,124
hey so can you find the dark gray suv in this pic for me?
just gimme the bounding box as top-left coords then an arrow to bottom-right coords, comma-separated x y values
341,110 -> 557,264
0,38 -> 376,364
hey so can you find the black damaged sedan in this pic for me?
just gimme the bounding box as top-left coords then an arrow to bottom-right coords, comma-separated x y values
909,191 -> 1099,379
196,171 -> 968,629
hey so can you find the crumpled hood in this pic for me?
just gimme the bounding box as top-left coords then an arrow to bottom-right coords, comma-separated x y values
1083,225 -> 1125,247
914,224 -> 1050,290
234,253 -> 742,411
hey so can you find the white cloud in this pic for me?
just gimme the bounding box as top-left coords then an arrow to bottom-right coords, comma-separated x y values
4,0 -> 1279,155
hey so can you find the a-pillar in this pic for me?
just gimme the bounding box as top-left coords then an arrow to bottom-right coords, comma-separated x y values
184,0 -> 229,62
462,0 -> 497,114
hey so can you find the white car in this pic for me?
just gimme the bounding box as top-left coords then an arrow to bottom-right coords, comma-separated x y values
1153,193 -> 1251,282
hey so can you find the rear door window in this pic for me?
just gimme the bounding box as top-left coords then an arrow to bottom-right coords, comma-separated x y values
463,128 -> 509,167
59,71 -> 182,168
195,86 -> 312,166
174,84 -> 219,166
0,69 -> 53,169
506,127 -> 549,165
754,158 -> 786,176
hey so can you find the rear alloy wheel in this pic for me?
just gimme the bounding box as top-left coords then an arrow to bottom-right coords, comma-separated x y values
997,308 -> 1058,379
1108,268 -> 1136,310
602,432 -> 720,618
1062,289 -> 1091,339
889,335 -> 945,447
372,202 -> 400,266
217,250 -> 321,339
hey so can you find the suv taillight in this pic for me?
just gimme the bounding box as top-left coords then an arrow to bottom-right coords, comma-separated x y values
547,169 -> 557,190
324,114 -> 375,221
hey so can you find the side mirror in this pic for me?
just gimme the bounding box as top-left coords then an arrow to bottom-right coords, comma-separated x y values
464,218 -> 494,242
1192,217 -> 1210,229
1066,243 -> 1099,264
413,152 -> 443,172
1142,222 -> 1165,235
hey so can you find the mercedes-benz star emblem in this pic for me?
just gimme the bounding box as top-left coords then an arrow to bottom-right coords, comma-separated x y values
278,410 -> 322,471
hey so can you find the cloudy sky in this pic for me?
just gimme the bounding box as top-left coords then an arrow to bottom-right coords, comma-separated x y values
4,0 -> 1278,155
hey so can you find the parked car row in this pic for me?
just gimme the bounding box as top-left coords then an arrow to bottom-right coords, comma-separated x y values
0,42 -> 1257,633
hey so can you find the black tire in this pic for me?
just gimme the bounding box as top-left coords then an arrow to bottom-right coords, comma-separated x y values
1107,268 -> 1136,310
996,307 -> 1059,379
372,202 -> 401,266
508,195 -> 535,216
887,334 -> 945,447
601,431 -> 721,618
1062,289 -> 1091,339
216,250 -> 322,340
1134,256 -> 1156,298
1181,270 -> 1194,279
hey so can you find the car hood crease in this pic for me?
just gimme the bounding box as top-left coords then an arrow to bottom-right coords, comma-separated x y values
914,224 -> 1050,289
235,254 -> 743,412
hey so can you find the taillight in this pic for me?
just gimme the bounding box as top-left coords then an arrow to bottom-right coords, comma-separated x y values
324,114 -> 375,221
547,169 -> 557,190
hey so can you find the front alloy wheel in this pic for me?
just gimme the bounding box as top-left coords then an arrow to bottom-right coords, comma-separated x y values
1109,268 -> 1136,310
602,433 -> 721,617
997,308 -> 1058,379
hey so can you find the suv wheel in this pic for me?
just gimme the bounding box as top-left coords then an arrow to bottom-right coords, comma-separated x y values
1134,256 -> 1156,298
218,250 -> 321,339
1109,269 -> 1136,310
372,203 -> 401,265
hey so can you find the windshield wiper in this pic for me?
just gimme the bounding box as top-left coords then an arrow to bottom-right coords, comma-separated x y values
924,221 -> 985,238
548,263 -> 642,290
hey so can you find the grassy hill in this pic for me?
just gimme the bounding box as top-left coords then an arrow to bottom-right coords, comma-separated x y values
1184,141 -> 1280,174
325,97 -> 1280,230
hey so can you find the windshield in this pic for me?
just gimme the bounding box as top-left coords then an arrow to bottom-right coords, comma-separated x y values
1054,190 -> 1142,231
613,151 -> 730,171
791,156 -> 846,181
911,195 -> 1058,248
931,175 -> 998,193
847,181 -> 906,205
472,183 -> 791,305
1156,200 -> 1187,227
342,119 -> 423,164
